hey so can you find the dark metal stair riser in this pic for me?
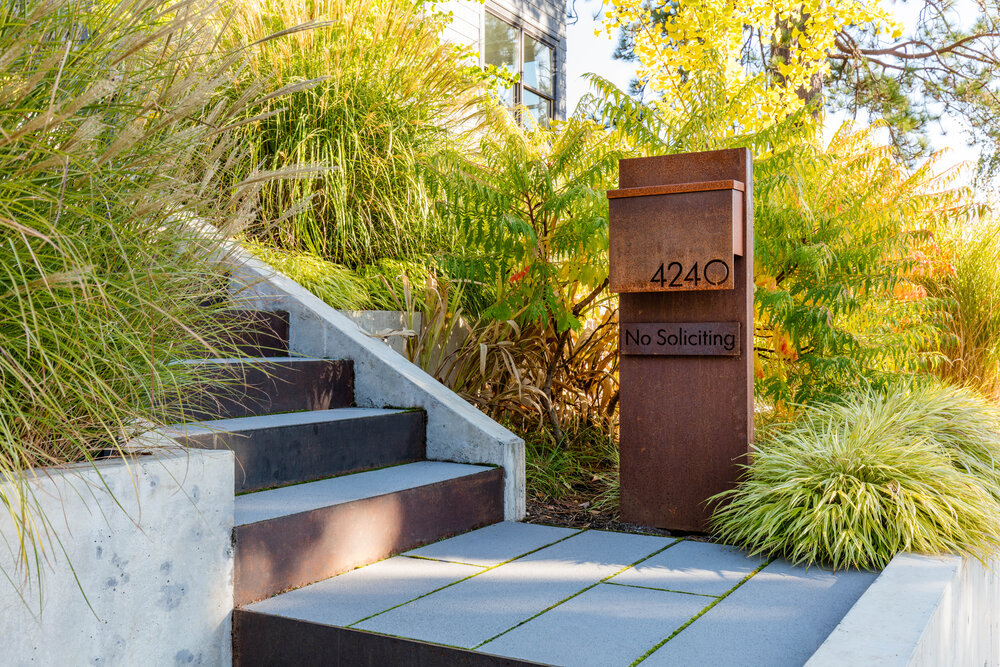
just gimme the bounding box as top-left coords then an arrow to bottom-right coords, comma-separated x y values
182,310 -> 290,357
178,359 -> 354,420
233,610 -> 548,667
178,411 -> 427,493
233,468 -> 504,606
210,310 -> 290,358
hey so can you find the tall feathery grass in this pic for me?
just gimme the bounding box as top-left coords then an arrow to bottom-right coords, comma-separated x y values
712,382 -> 1000,570
932,217 -> 1000,400
228,0 -> 489,266
0,0 -> 290,596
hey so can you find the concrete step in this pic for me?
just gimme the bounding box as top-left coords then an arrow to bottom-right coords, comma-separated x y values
167,408 -> 426,493
233,461 -> 504,606
172,357 -> 354,420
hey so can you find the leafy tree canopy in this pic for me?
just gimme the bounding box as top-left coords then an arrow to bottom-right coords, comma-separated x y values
606,0 -> 1000,179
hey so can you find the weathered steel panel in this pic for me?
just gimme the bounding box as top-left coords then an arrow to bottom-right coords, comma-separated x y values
233,468 -> 504,606
177,358 -> 355,421
214,309 -> 290,357
179,410 -> 427,493
615,148 -> 754,533
609,180 -> 744,294
234,609 -> 548,667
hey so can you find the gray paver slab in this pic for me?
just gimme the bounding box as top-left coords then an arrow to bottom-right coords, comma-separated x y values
355,529 -> 671,648
479,582 -> 711,666
642,559 -> 879,667
234,461 -> 490,525
608,539 -> 765,596
244,556 -> 484,627
405,522 -> 580,566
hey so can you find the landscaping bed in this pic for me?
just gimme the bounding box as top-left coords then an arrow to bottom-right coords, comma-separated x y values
525,489 -> 673,537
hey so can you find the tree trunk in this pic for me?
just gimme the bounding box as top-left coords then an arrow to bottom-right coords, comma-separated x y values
771,17 -> 824,114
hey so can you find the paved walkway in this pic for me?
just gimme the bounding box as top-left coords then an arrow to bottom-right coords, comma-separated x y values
246,522 -> 878,666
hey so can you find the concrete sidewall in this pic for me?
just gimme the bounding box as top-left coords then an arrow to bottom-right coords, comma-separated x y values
338,310 -> 419,356
0,448 -> 235,666
807,552 -> 1000,666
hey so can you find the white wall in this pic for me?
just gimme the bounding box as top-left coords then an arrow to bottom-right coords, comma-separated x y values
0,448 -> 234,666
440,0 -> 483,52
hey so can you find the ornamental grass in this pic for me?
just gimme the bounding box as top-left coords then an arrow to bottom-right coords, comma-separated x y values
712,381 -> 1000,570
0,0 -> 293,594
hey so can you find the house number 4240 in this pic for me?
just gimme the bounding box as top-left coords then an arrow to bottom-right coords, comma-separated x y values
649,260 -> 730,288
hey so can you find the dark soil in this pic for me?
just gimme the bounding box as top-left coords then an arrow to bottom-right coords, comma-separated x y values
524,472 -> 718,540
524,491 -> 679,537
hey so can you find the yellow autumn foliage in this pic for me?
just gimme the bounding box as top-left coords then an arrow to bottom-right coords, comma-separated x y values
603,0 -> 901,135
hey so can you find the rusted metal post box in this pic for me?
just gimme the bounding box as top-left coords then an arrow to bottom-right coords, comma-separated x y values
609,148 -> 754,532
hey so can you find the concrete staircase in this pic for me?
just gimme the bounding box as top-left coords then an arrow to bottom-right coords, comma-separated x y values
158,300 -> 882,667
165,310 -> 504,613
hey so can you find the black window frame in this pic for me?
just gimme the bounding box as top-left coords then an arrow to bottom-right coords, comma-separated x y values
483,6 -> 558,123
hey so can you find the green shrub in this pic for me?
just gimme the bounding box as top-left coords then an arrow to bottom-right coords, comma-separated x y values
523,420 -> 619,513
751,127 -> 955,408
711,381 -> 1000,570
229,0 -> 488,266
436,113 -> 623,437
356,257 -> 437,311
244,242 -> 372,310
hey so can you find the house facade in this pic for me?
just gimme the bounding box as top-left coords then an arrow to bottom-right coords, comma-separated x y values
441,0 -> 568,122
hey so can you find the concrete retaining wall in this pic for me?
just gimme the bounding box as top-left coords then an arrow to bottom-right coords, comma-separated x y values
339,310 -> 419,356
807,552 -> 1000,666
0,448 -> 235,666
229,250 -> 526,521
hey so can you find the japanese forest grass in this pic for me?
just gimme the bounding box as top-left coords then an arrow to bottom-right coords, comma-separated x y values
243,240 -> 442,312
712,381 -> 1000,570
0,0 -> 292,598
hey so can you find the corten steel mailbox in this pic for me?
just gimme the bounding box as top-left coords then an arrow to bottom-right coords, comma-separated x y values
610,148 -> 754,533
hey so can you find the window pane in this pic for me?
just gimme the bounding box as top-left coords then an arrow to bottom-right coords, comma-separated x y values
495,82 -> 515,108
522,36 -> 553,96
485,14 -> 516,71
522,89 -> 551,126
485,14 -> 517,108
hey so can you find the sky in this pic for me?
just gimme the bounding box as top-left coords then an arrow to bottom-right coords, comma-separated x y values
563,1 -> 982,183
564,2 -> 633,112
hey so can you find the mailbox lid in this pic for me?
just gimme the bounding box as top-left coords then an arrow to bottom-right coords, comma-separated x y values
608,180 -> 744,293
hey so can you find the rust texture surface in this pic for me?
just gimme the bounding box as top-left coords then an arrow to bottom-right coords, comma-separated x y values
606,178 -> 745,199
233,610 -> 547,667
211,309 -> 290,357
609,168 -> 746,295
620,322 -> 740,356
616,148 -> 754,532
233,468 -> 504,606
